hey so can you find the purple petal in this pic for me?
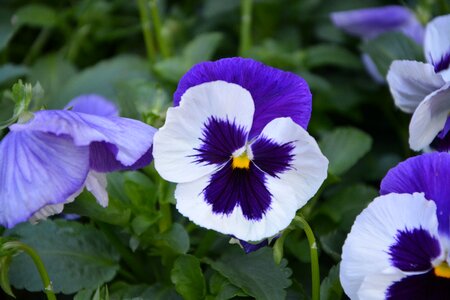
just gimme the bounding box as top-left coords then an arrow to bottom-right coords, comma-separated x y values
173,57 -> 312,138
432,117 -> 450,152
380,153 -> 450,236
239,239 -> 268,254
251,136 -> 294,177
0,131 -> 89,228
204,161 -> 272,220
65,94 -> 119,117
193,116 -> 248,166
10,110 -> 156,168
388,227 -> 440,272
387,271 -> 450,299
331,5 -> 424,43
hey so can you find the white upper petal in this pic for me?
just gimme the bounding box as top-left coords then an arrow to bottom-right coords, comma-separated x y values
85,171 -> 108,207
153,81 -> 255,183
409,83 -> 450,151
357,272 -> 406,300
424,14 -> 450,67
340,192 -> 439,300
0,131 -> 90,228
387,60 -> 445,113
252,117 -> 328,208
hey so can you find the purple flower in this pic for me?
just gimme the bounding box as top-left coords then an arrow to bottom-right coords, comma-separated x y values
0,94 -> 156,228
340,153 -> 450,299
153,58 -> 328,242
331,5 -> 424,82
387,14 -> 450,151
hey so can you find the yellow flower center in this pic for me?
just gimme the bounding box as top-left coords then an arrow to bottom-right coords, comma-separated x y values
434,261 -> 450,279
232,153 -> 251,169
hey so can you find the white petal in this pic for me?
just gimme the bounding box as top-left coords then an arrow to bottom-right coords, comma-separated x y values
85,171 -> 108,207
340,192 -> 439,300
424,15 -> 450,67
409,83 -> 450,150
357,272 -> 406,300
252,117 -> 328,208
387,60 -> 445,113
175,173 -> 298,242
153,81 -> 255,183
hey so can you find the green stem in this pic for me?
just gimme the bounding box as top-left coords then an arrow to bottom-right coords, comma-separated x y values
158,180 -> 172,233
5,242 -> 56,300
23,28 -> 51,65
137,0 -> 156,65
149,0 -> 170,58
239,0 -> 253,56
294,215 -> 320,300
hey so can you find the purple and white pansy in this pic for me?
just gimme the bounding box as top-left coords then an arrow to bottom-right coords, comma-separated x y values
153,58 -> 328,242
331,5 -> 424,82
0,94 -> 156,228
340,153 -> 450,299
387,14 -> 450,152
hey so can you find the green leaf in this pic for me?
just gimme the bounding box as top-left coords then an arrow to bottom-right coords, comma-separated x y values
108,282 -> 181,300
0,64 -> 28,85
0,80 -> 34,130
319,127 -> 372,176
209,248 -> 291,300
92,285 -> 110,300
154,223 -> 190,255
7,220 -> 120,294
302,44 -> 362,70
361,32 -> 423,77
320,264 -> 342,300
171,255 -> 206,300
319,230 -> 347,261
154,32 -> 223,83
0,10 -> 17,51
54,55 -> 151,108
14,4 -> 57,28
318,184 -> 377,230
208,272 -> 244,300
0,256 -> 14,298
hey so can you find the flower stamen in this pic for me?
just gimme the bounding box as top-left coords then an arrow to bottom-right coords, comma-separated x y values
232,153 -> 251,169
434,261 -> 450,279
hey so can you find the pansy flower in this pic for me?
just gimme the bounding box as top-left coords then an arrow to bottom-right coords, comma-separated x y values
387,14 -> 450,152
0,94 -> 156,228
153,58 -> 328,242
331,5 -> 424,82
340,153 -> 450,299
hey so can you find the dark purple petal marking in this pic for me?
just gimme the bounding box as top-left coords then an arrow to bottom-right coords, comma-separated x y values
193,116 -> 248,166
431,51 -> 450,73
239,239 -> 268,254
386,271 -> 450,300
251,136 -> 294,177
90,141 -> 153,172
388,227 -> 441,272
380,153 -> 450,236
203,161 -> 271,220
431,116 -> 450,152
174,57 -> 312,137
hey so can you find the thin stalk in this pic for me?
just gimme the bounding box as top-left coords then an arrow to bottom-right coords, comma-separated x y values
5,242 -> 56,300
23,28 -> 51,65
158,181 -> 172,233
149,0 -> 170,58
294,215 -> 320,300
137,0 -> 156,64
239,0 -> 253,56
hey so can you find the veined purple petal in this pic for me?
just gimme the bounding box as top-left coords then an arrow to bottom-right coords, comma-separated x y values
65,94 -> 119,117
173,57 -> 312,138
203,161 -> 272,221
10,110 -> 156,168
387,271 -> 450,299
380,153 -> 450,236
331,5 -> 424,43
193,116 -> 248,166
251,136 -> 294,177
388,227 -> 441,272
0,131 -> 89,228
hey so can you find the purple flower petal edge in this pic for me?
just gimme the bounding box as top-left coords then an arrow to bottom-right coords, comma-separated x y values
65,94 -> 119,117
173,57 -> 312,138
380,152 -> 450,236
